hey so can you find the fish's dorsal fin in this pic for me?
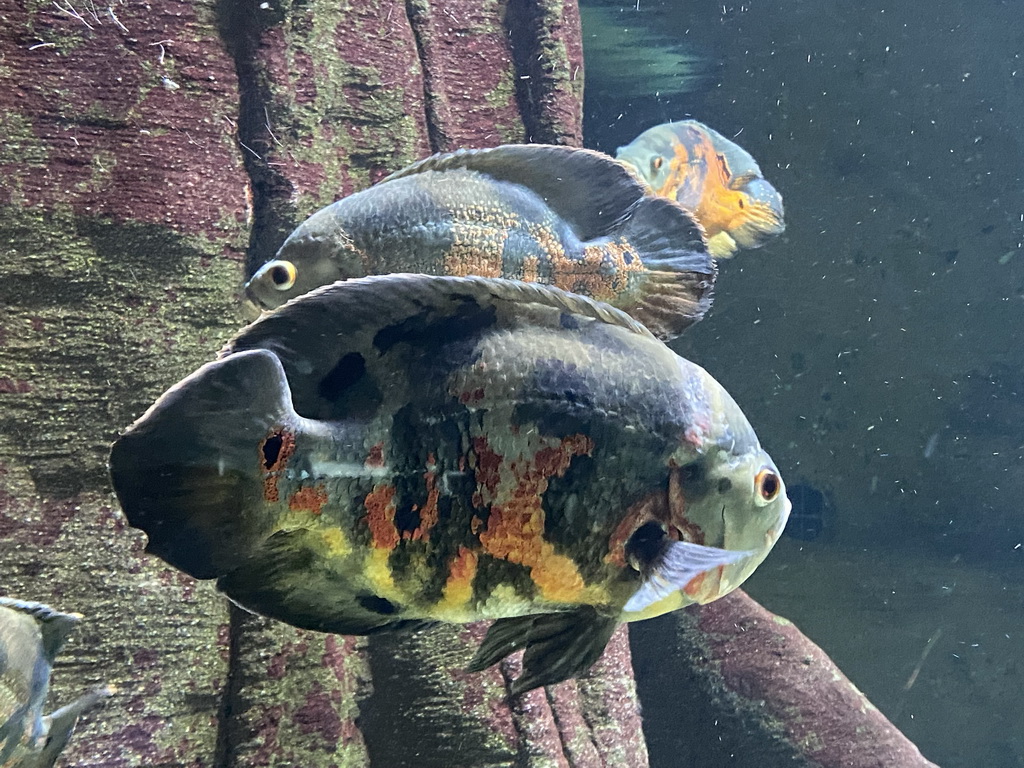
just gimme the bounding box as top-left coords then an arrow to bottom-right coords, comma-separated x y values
382,145 -> 648,241
0,598 -> 81,660
225,274 -> 660,422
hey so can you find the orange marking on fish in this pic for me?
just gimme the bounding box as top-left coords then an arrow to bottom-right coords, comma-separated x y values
365,443 -> 385,468
288,485 -> 328,515
364,484 -> 399,550
259,428 -> 296,502
522,255 -> 540,283
408,460 -> 441,542
476,433 -> 596,603
684,564 -> 725,600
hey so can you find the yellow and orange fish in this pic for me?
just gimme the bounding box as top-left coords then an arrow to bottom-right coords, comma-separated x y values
616,120 -> 785,259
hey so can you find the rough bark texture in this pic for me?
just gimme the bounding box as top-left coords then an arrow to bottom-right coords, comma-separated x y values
0,0 -> 637,766
632,590 -> 941,768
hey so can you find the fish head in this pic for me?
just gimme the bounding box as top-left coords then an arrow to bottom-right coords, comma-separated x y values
619,362 -> 790,620
616,121 -> 713,203
724,176 -> 786,249
245,205 -> 364,309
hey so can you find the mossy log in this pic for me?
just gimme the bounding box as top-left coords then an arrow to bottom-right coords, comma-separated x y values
0,0 -> 637,765
633,590 -> 941,768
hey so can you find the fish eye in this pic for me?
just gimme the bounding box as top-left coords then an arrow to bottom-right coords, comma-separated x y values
266,260 -> 297,291
651,156 -> 664,171
755,468 -> 781,504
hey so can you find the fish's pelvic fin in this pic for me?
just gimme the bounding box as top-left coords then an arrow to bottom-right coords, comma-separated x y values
469,609 -> 619,695
624,541 -> 754,613
218,528 -> 406,636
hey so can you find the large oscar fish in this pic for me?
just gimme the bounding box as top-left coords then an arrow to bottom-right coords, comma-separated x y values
110,274 -> 790,693
0,599 -> 110,768
244,145 -> 715,341
616,120 -> 785,259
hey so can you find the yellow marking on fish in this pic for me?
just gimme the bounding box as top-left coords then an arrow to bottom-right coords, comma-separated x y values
445,220 -> 509,277
320,527 -> 351,558
431,546 -> 479,622
525,221 -> 565,264
363,548 -> 402,603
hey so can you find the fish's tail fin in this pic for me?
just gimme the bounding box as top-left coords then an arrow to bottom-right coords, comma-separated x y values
617,196 -> 716,340
109,349 -> 303,580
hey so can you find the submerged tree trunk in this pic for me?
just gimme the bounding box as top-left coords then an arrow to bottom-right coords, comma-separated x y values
0,1 -> 935,767
0,0 -> 639,766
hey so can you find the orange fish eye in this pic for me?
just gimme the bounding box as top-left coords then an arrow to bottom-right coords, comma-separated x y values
651,156 -> 664,171
755,468 -> 781,503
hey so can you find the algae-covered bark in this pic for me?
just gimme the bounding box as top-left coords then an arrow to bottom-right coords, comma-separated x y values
0,0 -> 246,764
633,591 -> 941,768
2,0 -> 637,765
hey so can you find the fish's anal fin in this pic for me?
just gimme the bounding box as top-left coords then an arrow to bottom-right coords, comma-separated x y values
468,609 -> 619,695
624,541 -> 754,613
217,528 -> 403,636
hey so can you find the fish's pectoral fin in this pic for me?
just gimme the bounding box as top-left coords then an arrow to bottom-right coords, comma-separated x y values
468,610 -> 619,694
218,528 -> 401,636
624,540 -> 754,613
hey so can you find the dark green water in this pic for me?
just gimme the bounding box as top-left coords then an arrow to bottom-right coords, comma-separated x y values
580,2 -> 1024,766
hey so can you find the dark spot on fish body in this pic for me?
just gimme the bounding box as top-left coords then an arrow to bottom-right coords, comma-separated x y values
261,433 -> 283,469
372,300 -> 497,366
317,352 -> 372,404
393,502 -> 422,538
357,594 -> 400,616
559,312 -> 582,330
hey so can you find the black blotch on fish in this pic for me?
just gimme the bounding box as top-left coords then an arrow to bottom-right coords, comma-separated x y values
559,312 -> 582,330
318,352 -> 366,400
373,298 -> 496,356
262,432 -> 284,469
394,504 -> 422,537
357,594 -> 401,616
